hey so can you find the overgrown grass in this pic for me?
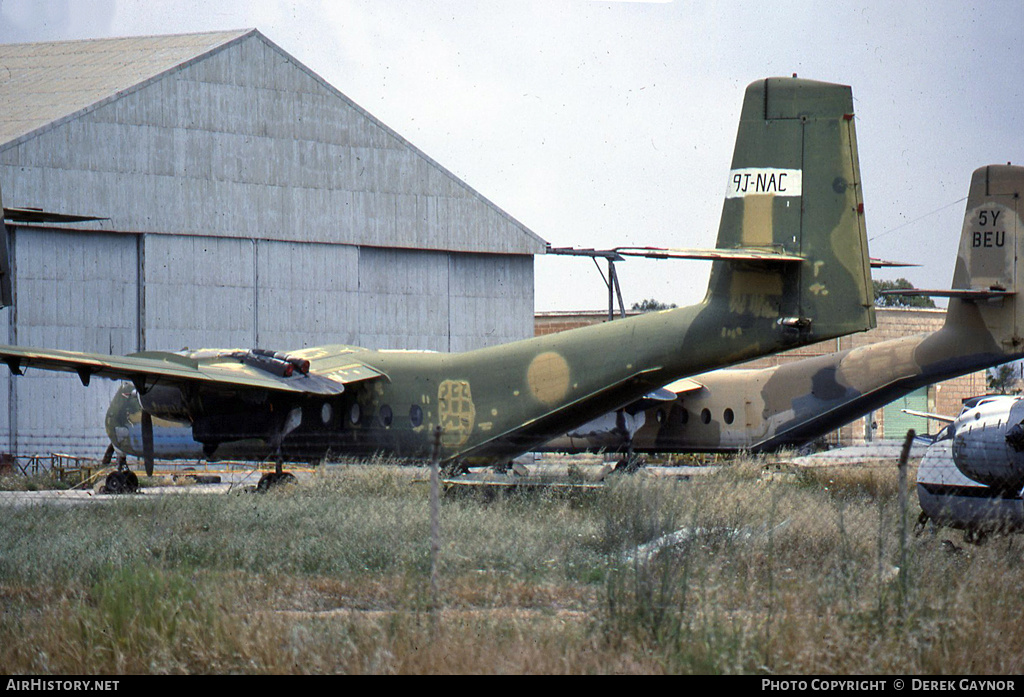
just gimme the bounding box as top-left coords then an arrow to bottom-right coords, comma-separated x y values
0,460 -> 1022,674
0,472 -> 78,491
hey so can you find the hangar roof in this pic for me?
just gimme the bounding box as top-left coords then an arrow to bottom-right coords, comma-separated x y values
0,29 -> 547,255
0,30 -> 251,145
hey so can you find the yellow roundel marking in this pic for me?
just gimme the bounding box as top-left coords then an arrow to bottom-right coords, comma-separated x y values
438,379 -> 476,447
527,351 -> 570,406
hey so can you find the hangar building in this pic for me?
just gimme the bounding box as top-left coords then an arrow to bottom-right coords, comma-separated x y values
0,29 -> 546,456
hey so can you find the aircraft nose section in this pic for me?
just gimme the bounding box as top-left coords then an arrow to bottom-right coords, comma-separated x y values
1006,420 -> 1024,452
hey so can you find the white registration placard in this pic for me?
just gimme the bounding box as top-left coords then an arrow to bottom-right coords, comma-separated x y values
726,168 -> 802,198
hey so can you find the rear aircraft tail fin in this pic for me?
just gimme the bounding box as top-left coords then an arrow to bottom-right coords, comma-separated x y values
704,77 -> 875,343
942,164 -> 1024,351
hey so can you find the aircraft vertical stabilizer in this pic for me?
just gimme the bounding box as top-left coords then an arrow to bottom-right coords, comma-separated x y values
705,77 -> 875,344
944,165 -> 1024,350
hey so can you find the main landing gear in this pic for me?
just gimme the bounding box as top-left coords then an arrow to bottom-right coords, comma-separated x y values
103,468 -> 140,494
256,446 -> 298,492
101,444 -> 140,494
256,471 -> 297,491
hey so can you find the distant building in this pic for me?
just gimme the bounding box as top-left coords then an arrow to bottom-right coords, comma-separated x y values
536,306 -> 991,445
0,29 -> 545,456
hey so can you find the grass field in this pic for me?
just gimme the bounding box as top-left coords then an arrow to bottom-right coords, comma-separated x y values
1,459 -> 1022,674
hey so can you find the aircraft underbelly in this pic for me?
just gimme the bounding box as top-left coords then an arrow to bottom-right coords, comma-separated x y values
918,440 -> 1024,531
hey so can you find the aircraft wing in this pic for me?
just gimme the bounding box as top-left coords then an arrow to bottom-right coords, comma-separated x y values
900,408 -> 956,424
0,345 -> 385,396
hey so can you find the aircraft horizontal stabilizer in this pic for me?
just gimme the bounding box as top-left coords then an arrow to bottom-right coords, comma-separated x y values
881,288 -> 1016,300
663,377 -> 704,394
869,257 -> 917,268
615,246 -> 804,263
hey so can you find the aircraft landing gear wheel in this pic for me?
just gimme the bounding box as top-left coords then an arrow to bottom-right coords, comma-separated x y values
104,471 -> 124,494
103,470 -> 139,494
123,470 -> 139,492
257,471 -> 298,492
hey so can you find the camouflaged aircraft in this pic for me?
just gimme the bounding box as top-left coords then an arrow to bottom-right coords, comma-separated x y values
546,164 -> 1024,456
0,77 -> 876,489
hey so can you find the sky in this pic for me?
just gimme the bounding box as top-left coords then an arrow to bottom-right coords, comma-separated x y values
0,0 -> 1022,312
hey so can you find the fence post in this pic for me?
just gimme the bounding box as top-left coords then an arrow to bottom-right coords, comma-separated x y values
897,428 -> 915,614
429,425 -> 442,631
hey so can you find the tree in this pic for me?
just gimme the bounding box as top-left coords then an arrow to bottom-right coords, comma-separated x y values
987,363 -> 1022,395
873,278 -> 936,308
631,298 -> 677,313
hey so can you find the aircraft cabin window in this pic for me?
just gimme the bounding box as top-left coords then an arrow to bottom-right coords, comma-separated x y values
700,408 -> 711,424
410,404 -> 423,427
380,405 -> 393,427
321,403 -> 333,425
724,408 -> 734,425
349,403 -> 362,425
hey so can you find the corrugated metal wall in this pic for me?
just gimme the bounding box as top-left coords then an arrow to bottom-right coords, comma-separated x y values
256,239 -> 360,350
0,228 -> 137,454
144,235 -> 256,351
448,252 -> 533,352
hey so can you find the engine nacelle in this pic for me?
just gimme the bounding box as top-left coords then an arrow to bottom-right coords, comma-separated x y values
950,396 -> 1024,493
137,384 -> 192,420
